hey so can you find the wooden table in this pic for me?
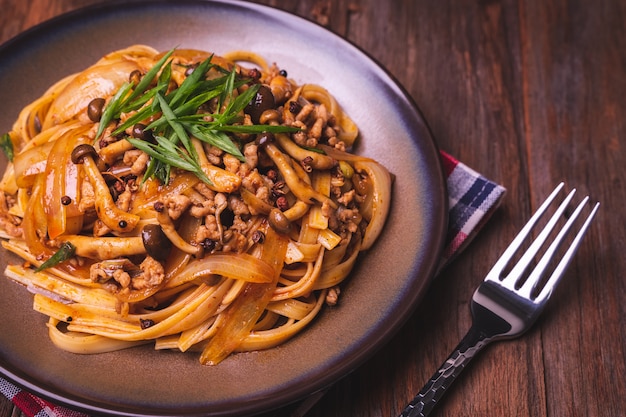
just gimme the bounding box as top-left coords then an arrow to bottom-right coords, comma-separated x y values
1,1 -> 624,416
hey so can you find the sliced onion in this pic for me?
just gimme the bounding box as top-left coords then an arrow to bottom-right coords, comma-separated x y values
13,141 -> 54,188
199,227 -> 288,365
42,60 -> 141,128
44,126 -> 88,239
174,253 -> 276,286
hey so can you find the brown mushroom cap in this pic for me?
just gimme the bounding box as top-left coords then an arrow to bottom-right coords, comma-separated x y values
87,97 -> 106,122
268,208 -> 292,234
71,144 -> 98,164
141,224 -> 172,261
245,85 -> 275,124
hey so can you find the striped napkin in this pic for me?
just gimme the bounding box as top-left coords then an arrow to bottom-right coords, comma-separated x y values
0,150 -> 506,417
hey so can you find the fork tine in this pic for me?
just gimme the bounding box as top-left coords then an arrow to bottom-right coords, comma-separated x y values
517,195 -> 588,298
531,199 -> 600,302
486,182 -> 566,285
501,186 -> 577,290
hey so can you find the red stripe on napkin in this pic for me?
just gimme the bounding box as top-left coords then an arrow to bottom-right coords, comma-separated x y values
439,151 -> 506,267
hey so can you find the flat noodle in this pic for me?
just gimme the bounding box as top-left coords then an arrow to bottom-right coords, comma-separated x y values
0,45 -> 392,365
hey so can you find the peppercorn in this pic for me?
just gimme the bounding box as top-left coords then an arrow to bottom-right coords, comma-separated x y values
251,230 -> 266,244
200,238 -> 217,252
276,196 -> 290,211
301,156 -> 314,172
271,180 -> 287,199
140,318 -> 155,329
153,201 -> 165,212
265,169 -> 278,181
248,68 -> 262,80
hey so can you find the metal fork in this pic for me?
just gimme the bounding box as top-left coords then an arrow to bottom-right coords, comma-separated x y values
399,183 -> 600,417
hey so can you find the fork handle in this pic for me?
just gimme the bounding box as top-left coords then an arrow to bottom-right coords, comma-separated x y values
398,326 -> 490,417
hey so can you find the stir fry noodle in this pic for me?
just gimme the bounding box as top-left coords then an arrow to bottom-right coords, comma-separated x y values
0,45 -> 392,365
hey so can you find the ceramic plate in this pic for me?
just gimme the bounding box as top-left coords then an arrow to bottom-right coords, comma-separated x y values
0,1 -> 447,415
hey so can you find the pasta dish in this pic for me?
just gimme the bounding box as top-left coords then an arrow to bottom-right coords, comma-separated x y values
0,45 -> 392,365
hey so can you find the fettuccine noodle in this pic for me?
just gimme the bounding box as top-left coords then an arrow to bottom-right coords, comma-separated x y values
0,45 -> 392,365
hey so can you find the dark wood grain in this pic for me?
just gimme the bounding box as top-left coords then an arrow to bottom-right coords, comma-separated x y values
0,0 -> 624,416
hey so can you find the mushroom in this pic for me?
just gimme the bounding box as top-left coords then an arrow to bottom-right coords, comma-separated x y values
245,85 -> 275,124
274,133 -> 336,170
70,143 -> 98,164
141,224 -> 172,262
71,144 -> 140,234
62,235 -> 145,259
268,208 -> 292,234
268,75 -> 293,104
190,138 -> 242,193
263,142 -> 337,208
131,123 -> 154,142
87,98 -> 106,122
98,139 -> 135,166
153,201 -> 201,256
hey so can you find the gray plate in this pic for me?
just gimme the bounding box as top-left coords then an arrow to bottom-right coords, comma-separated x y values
0,1 -> 447,416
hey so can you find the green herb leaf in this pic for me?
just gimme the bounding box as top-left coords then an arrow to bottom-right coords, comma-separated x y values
220,83 -> 260,125
220,67 -> 237,109
113,105 -> 154,136
126,48 -> 175,104
169,55 -> 215,109
35,242 -> 76,272
98,47 -> 305,185
0,133 -> 14,162
112,54 -> 176,133
144,157 -> 170,185
127,136 -> 212,185
173,88 -> 223,116
214,124 -> 301,134
95,81 -> 134,141
186,124 -> 245,161
154,93 -> 193,154
300,144 -> 327,154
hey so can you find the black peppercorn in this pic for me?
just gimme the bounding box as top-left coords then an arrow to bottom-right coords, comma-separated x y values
251,230 -> 266,244
140,318 -> 155,329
